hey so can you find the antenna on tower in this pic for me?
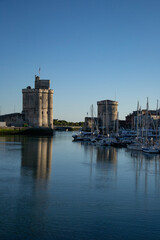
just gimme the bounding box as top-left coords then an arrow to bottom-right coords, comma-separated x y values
38,67 -> 41,76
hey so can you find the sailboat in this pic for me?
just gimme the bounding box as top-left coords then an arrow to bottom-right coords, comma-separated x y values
142,99 -> 159,154
127,101 -> 143,151
142,146 -> 159,154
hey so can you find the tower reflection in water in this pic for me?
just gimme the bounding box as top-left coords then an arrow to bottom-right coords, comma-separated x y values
96,146 -> 117,165
83,143 -> 117,165
82,142 -> 117,178
21,137 -> 53,179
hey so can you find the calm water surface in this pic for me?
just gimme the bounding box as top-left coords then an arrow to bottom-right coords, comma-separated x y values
0,132 -> 160,240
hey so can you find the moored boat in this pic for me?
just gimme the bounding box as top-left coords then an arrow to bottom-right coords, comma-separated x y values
127,142 -> 143,151
142,146 -> 159,154
72,132 -> 92,141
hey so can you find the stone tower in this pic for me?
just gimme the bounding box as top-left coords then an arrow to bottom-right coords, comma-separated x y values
97,100 -> 118,135
22,75 -> 54,128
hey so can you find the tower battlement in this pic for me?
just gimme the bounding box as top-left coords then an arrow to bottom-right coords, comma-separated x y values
22,76 -> 54,128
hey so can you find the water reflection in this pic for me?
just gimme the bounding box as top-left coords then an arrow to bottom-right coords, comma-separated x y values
21,137 -> 53,179
125,149 -> 160,192
77,142 -> 118,189
0,136 -> 54,239
0,136 -> 53,180
77,141 -> 160,193
96,146 -> 117,164
1,133 -> 160,239
80,143 -> 117,170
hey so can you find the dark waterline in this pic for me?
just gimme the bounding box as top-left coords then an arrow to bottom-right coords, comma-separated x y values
0,132 -> 160,240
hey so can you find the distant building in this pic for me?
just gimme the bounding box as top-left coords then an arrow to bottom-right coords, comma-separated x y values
0,113 -> 23,127
22,75 -> 54,128
83,117 -> 98,132
125,109 -> 160,129
0,122 -> 6,127
97,100 -> 118,134
118,120 -> 127,129
125,113 -> 135,129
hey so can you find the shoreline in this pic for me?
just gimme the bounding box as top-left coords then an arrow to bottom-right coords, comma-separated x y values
0,126 -> 81,136
0,127 -> 54,136
54,126 -> 81,131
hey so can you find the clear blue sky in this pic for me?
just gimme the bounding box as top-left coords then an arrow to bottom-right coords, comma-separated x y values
0,0 -> 160,121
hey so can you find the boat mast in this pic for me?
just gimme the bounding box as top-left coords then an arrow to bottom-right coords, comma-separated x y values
145,97 -> 149,143
139,106 -> 144,138
116,112 -> 119,136
105,101 -> 108,136
156,99 -> 158,140
103,112 -> 104,136
90,104 -> 94,134
136,101 -> 139,140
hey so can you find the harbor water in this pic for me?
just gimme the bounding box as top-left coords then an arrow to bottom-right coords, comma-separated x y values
0,132 -> 160,240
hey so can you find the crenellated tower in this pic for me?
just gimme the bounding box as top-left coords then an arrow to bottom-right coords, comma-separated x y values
22,75 -> 54,128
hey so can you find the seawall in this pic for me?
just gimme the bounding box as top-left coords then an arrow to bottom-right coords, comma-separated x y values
0,127 -> 54,136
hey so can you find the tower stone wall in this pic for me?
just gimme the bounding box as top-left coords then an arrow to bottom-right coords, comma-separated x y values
22,75 -> 54,128
97,100 -> 118,134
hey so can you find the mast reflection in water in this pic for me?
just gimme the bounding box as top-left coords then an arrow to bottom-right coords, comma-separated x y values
126,149 -> 160,193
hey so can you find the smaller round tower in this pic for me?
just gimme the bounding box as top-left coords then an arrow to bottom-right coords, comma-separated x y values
97,100 -> 118,134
